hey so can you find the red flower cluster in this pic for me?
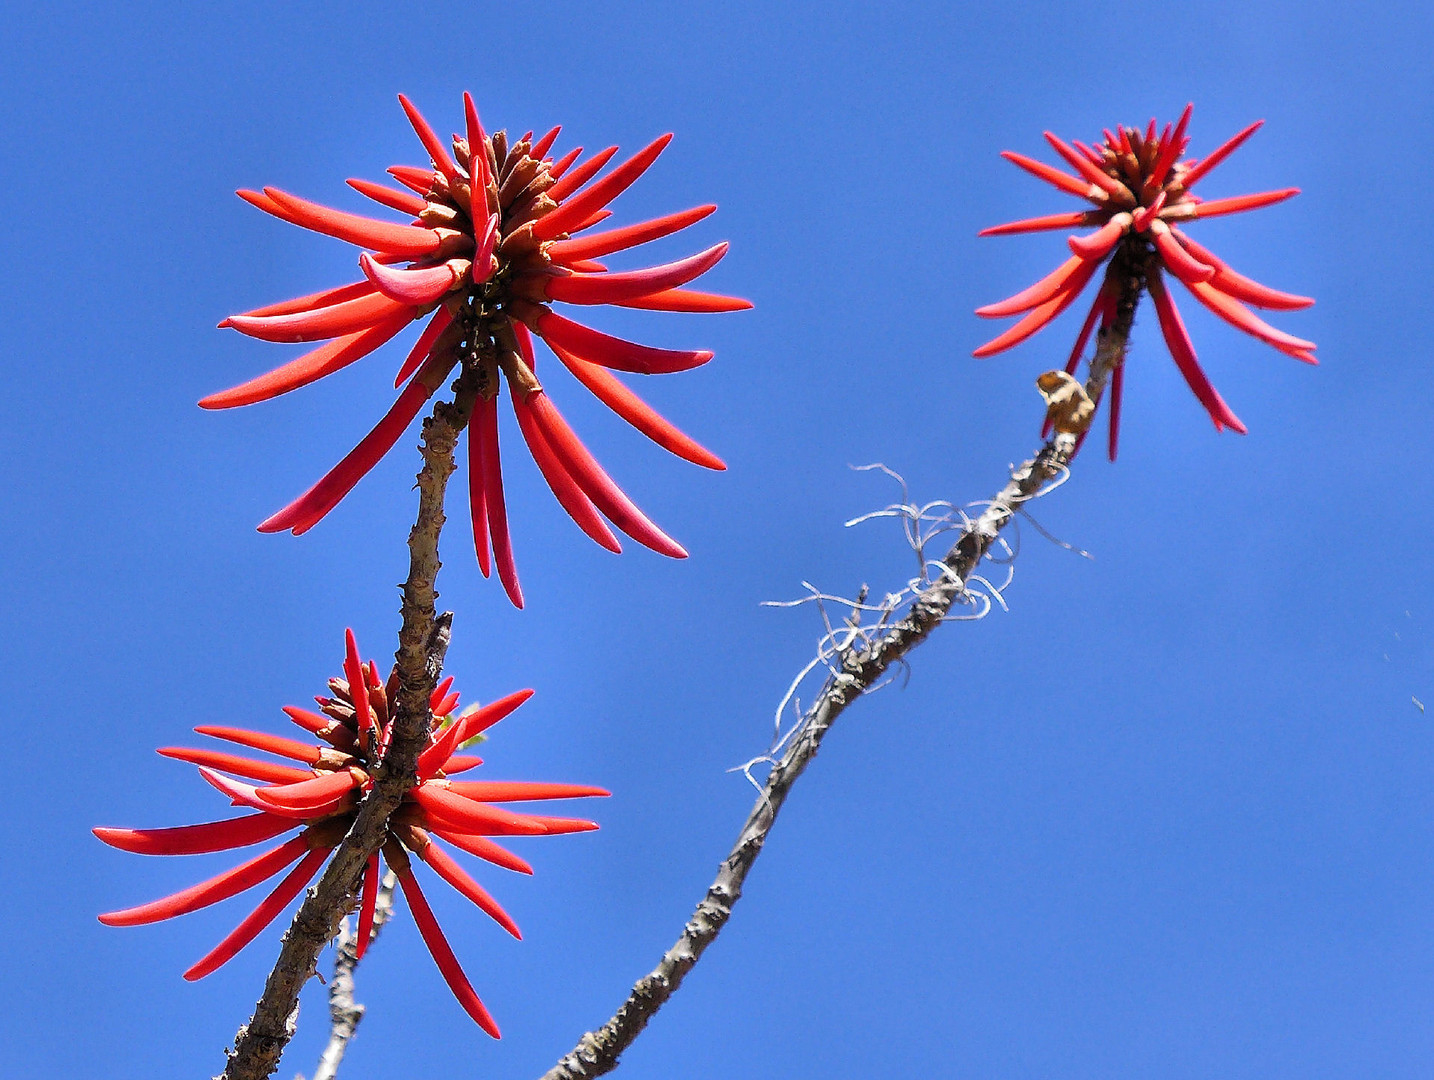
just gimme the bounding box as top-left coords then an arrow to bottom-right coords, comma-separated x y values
207,92 -> 748,606
975,105 -> 1315,458
95,631 -> 606,1037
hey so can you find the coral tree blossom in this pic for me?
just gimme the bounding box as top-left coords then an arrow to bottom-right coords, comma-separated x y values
95,630 -> 607,1037
207,92 -> 748,606
974,105 -> 1315,458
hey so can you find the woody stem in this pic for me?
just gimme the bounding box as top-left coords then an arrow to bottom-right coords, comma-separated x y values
538,270 -> 1146,1080
221,370 -> 479,1080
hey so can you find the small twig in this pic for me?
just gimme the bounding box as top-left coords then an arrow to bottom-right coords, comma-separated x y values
538,261 -> 1145,1080
300,872 -> 399,1080
221,379 -> 476,1080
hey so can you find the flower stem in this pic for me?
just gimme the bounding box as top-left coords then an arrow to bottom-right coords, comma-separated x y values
539,272 -> 1145,1080
221,376 -> 477,1080
1086,237 -> 1150,406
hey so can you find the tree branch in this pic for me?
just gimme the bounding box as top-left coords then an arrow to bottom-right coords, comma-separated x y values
219,380 -> 477,1080
538,266 -> 1146,1080
300,872 -> 399,1080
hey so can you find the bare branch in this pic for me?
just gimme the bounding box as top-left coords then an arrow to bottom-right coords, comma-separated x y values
538,248 -> 1148,1080
220,377 -> 478,1080
300,872 -> 399,1080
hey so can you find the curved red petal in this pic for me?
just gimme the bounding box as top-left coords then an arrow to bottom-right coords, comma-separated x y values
98,836 -> 311,926
525,392 -> 687,558
532,309 -> 711,375
550,342 -> 724,469
183,847 -> 329,980
257,375 -> 439,535
93,814 -> 297,856
158,747 -> 311,786
261,187 -> 444,259
510,388 -> 622,553
535,135 -> 673,241
416,839 -> 521,939
394,868 -> 501,1037
548,205 -> 717,263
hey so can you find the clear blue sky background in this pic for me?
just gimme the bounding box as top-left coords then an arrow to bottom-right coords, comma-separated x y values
2,2 -> 1431,1077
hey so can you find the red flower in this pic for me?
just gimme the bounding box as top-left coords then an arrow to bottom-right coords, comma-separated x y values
207,93 -> 749,606
95,630 -> 607,1037
974,105 -> 1315,458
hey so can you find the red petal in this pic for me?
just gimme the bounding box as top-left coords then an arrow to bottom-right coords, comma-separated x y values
416,839 -> 521,938
1148,271 -> 1248,433
359,253 -> 462,306
98,836 -> 311,926
999,150 -> 1098,199
533,309 -> 712,374
259,187 -> 444,259
977,255 -> 1089,319
525,392 -> 687,558
972,258 -> 1101,358
393,306 -> 456,388
1043,132 -> 1132,203
1184,280 -> 1317,357
184,847 -> 329,980
93,814 -> 296,856
530,125 -> 561,160
509,814 -> 598,834
429,676 -> 455,710
1067,213 -> 1131,261
226,291 -> 417,344
397,94 -> 460,184
1170,230 -> 1314,311
446,781 -> 609,802
253,770 -> 363,813
472,394 -> 523,608
412,785 -> 549,836
343,627 -> 372,743
467,406 -> 492,580
356,853 -> 379,961
534,135 -> 673,241
257,376 -> 439,535
196,767 -> 326,819
462,92 -> 488,168
417,689 -> 535,777
978,210 -> 1104,237
429,828 -> 533,874
193,725 -> 323,765
1180,120 -> 1263,188
1148,104 -> 1193,189
511,389 -> 623,552
1188,188 -> 1300,220
544,146 -> 619,204
615,289 -> 752,313
223,279 -> 375,321
1150,221 -> 1215,284
550,342 -> 725,469
394,868 -> 501,1036
347,177 -> 426,216
538,243 -> 727,305
546,146 -> 584,182
548,206 -> 717,263
203,312 -> 412,409
387,165 -> 435,195
158,747 -> 311,786
1107,361 -> 1124,462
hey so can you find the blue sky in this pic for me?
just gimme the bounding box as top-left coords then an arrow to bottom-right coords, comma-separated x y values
2,2 -> 1432,1077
